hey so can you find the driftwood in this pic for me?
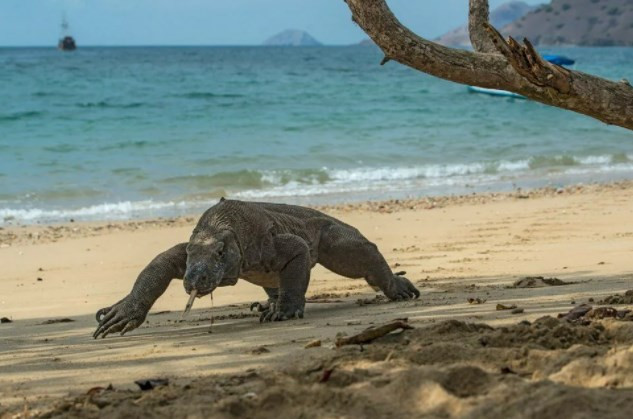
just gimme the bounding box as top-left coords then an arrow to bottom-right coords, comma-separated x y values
344,0 -> 633,130
558,304 -> 632,322
336,319 -> 413,347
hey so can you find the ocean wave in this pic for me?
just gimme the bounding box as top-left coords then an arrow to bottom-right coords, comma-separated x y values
75,101 -> 145,109
179,92 -> 244,100
0,200 -> 189,223
99,140 -> 154,151
43,143 -> 78,153
235,154 -> 633,199
160,169 -> 330,190
0,110 -> 43,122
4,153 -> 633,224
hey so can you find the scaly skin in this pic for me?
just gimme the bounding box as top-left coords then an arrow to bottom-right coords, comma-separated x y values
94,199 -> 419,338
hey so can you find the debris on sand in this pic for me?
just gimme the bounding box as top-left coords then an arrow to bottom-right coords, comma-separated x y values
39,318 -> 75,325
599,290 -> 633,305
496,304 -> 517,311
86,384 -> 114,396
134,379 -> 169,391
319,368 -> 335,383
558,304 -> 593,322
512,276 -> 570,288
0,317 -> 12,324
307,292 -> 348,301
586,307 -> 631,320
336,319 -> 413,347
356,295 -> 388,306
511,308 -> 524,314
251,346 -> 270,355
479,316 -> 609,349
304,340 -> 322,349
467,297 -> 487,304
557,304 -> 632,324
190,312 -> 259,322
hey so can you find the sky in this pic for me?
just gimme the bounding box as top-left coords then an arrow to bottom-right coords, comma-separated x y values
0,0 -> 545,47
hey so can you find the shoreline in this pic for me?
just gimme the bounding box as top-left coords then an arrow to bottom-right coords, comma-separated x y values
2,179 -> 633,247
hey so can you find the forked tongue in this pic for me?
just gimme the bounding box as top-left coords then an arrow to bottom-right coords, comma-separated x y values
181,289 -> 198,319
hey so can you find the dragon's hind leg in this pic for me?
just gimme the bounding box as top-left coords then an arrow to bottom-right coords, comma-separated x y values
317,224 -> 419,300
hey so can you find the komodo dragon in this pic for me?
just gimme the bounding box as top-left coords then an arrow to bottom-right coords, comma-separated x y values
94,199 -> 420,338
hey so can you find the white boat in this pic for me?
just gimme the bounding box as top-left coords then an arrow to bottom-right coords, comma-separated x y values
467,86 -> 525,99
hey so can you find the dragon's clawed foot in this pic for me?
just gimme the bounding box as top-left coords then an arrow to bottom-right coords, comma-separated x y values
93,297 -> 149,339
250,300 -> 271,313
259,300 -> 305,322
385,272 -> 420,301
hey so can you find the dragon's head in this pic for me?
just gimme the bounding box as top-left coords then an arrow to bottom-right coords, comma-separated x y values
183,227 -> 241,297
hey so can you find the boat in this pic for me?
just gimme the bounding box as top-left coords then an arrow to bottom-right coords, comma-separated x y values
467,86 -> 525,98
58,16 -> 76,51
468,54 -> 575,98
542,54 -> 575,66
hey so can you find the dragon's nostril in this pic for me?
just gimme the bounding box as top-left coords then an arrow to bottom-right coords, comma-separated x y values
184,262 -> 209,289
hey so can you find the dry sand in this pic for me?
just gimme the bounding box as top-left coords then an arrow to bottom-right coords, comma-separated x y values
2,182 -> 633,417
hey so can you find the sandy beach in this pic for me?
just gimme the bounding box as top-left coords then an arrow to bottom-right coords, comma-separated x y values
2,182 -> 633,417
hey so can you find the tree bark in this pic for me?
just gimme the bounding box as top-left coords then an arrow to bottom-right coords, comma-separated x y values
469,0 -> 497,53
345,0 -> 633,130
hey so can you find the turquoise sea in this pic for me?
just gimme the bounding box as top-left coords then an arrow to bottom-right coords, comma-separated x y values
0,46 -> 632,224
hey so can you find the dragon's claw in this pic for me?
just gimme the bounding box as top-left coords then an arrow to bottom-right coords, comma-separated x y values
93,297 -> 148,339
259,301 -> 304,323
384,274 -> 420,301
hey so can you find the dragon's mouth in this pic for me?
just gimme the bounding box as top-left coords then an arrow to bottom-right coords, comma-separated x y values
191,287 -> 215,297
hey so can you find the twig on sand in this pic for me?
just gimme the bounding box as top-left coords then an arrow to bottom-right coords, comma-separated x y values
336,319 -> 413,347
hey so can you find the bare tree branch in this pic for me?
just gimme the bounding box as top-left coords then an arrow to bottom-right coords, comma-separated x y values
469,0 -> 497,53
484,23 -> 571,94
345,0 -> 633,130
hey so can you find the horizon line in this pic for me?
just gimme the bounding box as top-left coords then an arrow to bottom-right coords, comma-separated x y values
0,43 -> 372,48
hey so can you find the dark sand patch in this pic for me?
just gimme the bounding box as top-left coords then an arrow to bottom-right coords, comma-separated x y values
599,290 -> 633,305
20,317 -> 633,419
512,276 -> 571,288
38,318 -> 75,325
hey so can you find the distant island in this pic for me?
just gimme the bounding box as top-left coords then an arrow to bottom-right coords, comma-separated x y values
359,1 -> 536,48
394,0 -> 633,48
505,0 -> 633,46
435,1 -> 537,48
357,38 -> 375,47
263,30 -> 322,46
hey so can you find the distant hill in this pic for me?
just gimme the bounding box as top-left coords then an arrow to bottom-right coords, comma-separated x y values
263,30 -> 322,46
435,1 -> 538,47
504,0 -> 633,46
357,38 -> 375,46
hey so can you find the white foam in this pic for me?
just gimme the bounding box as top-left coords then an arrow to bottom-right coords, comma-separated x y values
0,200 -> 190,223
498,160 -> 530,171
577,155 -> 612,165
236,156 -> 633,200
5,154 -> 633,224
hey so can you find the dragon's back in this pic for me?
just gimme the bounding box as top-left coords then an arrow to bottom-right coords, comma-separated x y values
201,199 -> 348,245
